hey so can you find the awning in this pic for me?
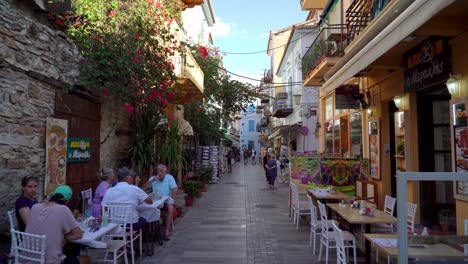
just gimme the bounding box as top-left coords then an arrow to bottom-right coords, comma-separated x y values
222,133 -> 238,142
268,124 -> 300,140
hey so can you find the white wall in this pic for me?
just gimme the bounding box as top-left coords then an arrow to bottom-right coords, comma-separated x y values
182,6 -> 212,45
239,108 -> 262,155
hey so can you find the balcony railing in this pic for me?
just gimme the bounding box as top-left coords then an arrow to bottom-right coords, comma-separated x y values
263,69 -> 272,83
346,0 -> 392,44
302,26 -> 347,80
272,92 -> 293,118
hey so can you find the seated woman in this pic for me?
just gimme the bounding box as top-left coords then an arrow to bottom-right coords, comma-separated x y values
92,168 -> 115,218
15,176 -> 39,231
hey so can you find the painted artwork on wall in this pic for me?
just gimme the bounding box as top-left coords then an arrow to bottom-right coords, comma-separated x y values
452,98 -> 468,201
45,118 -> 68,195
369,118 -> 380,179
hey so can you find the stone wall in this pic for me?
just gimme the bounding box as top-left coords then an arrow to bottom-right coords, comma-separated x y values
0,0 -> 81,233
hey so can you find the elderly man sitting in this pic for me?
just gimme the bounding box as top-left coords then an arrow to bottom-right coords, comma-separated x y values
143,164 -> 177,241
102,167 -> 153,230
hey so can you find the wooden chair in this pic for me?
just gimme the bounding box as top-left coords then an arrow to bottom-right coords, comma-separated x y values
407,203 -> 418,233
332,222 -> 348,264
11,229 -> 46,264
290,183 -> 310,229
97,204 -> 129,264
81,188 -> 93,218
355,179 -> 378,206
318,201 -> 357,264
306,194 -> 336,255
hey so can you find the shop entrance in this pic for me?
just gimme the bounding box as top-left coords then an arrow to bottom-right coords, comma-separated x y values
417,85 -> 454,229
54,91 -> 101,208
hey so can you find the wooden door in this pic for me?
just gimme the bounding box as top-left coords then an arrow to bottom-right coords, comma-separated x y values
54,91 -> 101,210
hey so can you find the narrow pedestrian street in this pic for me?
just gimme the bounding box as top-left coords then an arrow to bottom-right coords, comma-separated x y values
141,162 -> 317,264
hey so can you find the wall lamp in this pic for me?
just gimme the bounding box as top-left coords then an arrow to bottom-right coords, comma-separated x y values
393,94 -> 408,111
446,73 -> 463,98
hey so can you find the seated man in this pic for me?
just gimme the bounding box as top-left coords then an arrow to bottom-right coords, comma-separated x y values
102,167 -> 153,231
26,185 -> 91,264
143,164 -> 177,240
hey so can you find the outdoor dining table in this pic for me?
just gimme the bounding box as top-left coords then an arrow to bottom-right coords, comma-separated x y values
307,188 -> 351,202
73,222 -> 118,248
364,233 -> 466,263
327,203 -> 397,264
137,195 -> 170,255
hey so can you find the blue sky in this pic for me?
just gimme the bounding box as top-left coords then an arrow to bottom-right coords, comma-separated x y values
210,0 -> 308,85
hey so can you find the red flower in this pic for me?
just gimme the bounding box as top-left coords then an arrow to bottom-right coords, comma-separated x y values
135,34 -> 141,40
109,10 -> 116,17
101,88 -> 110,94
197,106 -> 204,112
145,95 -> 155,102
55,19 -> 64,27
124,103 -> 134,113
127,50 -> 132,55
168,113 -> 175,120
167,91 -> 175,99
160,98 -> 168,106
136,49 -> 141,56
156,2 -> 162,9
133,57 -> 142,64
197,46 -> 209,59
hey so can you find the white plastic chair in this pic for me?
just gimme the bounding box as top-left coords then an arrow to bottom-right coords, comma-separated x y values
290,183 -> 310,229
306,194 -> 337,255
333,222 -> 347,264
97,204 -> 129,264
464,219 -> 467,256
11,229 -> 46,264
81,188 -> 93,218
407,203 -> 418,233
317,201 -> 357,264
7,210 -> 18,230
107,202 -> 142,264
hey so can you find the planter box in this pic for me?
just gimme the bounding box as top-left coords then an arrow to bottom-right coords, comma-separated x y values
46,1 -> 71,14
184,195 -> 194,206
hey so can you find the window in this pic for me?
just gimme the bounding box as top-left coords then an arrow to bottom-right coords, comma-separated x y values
248,120 -> 255,132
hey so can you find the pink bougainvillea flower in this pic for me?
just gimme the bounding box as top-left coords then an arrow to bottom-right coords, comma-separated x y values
160,98 -> 168,106
101,88 -> 110,94
197,46 -> 209,59
135,34 -> 141,40
168,113 -> 175,121
55,18 -> 64,27
109,10 -> 116,17
197,106 -> 204,112
136,49 -> 141,56
145,95 -> 155,102
156,2 -> 162,9
167,91 -> 175,99
124,103 -> 134,113
133,57 -> 142,64
127,50 -> 132,55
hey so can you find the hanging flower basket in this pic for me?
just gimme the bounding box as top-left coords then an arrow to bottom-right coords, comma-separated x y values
46,1 -> 72,14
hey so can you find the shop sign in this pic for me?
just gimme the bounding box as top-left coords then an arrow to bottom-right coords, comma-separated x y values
404,37 -> 451,92
335,84 -> 360,109
67,137 -> 91,162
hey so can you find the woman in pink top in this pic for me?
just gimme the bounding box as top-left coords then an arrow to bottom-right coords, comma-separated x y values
92,168 -> 115,218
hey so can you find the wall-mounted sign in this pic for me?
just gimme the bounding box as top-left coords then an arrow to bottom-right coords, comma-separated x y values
276,92 -> 289,99
404,37 -> 451,92
67,137 -> 91,162
335,85 -> 360,109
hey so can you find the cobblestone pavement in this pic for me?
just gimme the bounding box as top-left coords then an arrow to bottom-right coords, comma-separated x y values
140,162 -> 329,264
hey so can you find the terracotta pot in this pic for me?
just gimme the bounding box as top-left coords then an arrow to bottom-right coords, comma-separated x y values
184,195 -> 194,206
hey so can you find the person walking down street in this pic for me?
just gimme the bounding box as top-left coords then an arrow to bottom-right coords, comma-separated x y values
266,154 -> 278,189
263,152 -> 270,182
243,149 -> 249,165
251,149 -> 256,165
226,150 -> 233,173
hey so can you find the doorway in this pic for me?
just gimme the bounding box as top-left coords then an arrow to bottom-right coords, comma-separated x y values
417,85 -> 454,228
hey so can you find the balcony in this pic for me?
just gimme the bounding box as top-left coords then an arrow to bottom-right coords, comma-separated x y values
302,26 -> 347,86
263,69 -> 273,84
172,23 -> 204,103
272,92 -> 293,118
181,0 -> 204,8
300,0 -> 327,10
346,0 -> 393,45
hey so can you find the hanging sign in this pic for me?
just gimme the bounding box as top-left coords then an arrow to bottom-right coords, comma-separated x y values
67,137 -> 91,162
404,37 -> 451,92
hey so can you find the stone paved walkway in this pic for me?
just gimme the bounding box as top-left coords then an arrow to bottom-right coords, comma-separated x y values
140,162 -> 326,264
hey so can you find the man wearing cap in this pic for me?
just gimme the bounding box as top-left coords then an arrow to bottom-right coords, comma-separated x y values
26,185 -> 91,264
142,164 -> 177,241
102,166 -> 153,230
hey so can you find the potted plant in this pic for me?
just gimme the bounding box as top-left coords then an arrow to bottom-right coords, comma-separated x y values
194,165 -> 213,191
396,141 -> 405,155
46,0 -> 72,14
183,180 -> 200,206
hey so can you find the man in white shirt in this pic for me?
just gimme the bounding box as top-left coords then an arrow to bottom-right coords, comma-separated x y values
102,167 -> 152,230
143,164 -> 177,240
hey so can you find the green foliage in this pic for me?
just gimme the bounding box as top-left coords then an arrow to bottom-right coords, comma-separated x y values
183,103 -> 223,145
182,180 -> 200,197
194,165 -> 213,184
156,121 -> 185,176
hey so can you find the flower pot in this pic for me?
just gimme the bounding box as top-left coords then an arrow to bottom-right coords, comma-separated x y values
46,1 -> 72,14
184,195 -> 194,206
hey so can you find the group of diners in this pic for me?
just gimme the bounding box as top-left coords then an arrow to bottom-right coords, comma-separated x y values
13,164 -> 178,264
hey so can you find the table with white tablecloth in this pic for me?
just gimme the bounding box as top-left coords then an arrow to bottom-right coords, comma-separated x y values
73,223 -> 118,248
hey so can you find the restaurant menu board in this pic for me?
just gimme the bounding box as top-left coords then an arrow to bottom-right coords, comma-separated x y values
452,99 -> 468,201
45,118 -> 68,195
369,118 -> 380,179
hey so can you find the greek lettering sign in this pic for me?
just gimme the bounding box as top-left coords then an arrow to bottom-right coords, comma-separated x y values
404,37 -> 451,92
67,138 -> 91,162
